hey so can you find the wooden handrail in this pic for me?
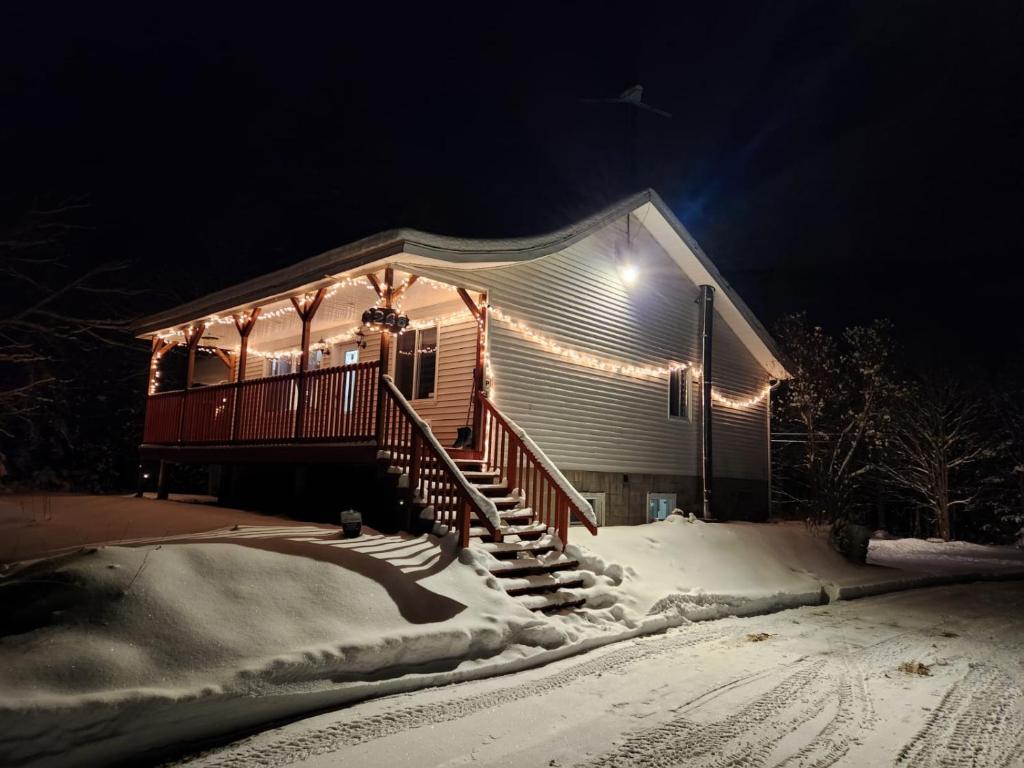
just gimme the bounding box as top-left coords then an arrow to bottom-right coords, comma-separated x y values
477,393 -> 597,545
142,361 -> 379,446
380,376 -> 501,547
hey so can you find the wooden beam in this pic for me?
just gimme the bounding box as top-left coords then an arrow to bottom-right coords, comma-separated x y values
457,288 -> 482,320
212,348 -> 232,369
366,272 -> 384,299
392,274 -> 418,300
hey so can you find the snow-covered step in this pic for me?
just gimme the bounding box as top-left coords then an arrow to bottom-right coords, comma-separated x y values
471,509 -> 533,530
503,571 -> 585,596
480,539 -> 557,560
472,483 -> 509,496
467,521 -> 546,543
462,470 -> 501,482
516,590 -> 586,613
488,496 -> 524,509
453,458 -> 487,469
488,556 -> 579,577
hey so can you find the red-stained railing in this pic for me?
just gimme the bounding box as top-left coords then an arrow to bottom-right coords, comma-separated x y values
379,376 -> 500,548
300,362 -> 378,440
181,382 -> 236,444
142,361 -> 380,446
478,393 -> 597,546
143,390 -> 185,444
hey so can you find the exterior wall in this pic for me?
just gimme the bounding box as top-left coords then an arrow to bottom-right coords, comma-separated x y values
417,215 -> 771,522
564,471 -> 767,525
237,299 -> 475,447
397,301 -> 477,447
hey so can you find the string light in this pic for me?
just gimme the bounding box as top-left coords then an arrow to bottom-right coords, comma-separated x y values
487,304 -> 769,409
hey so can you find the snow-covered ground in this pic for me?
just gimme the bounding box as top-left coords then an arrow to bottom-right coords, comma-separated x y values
179,580 -> 1024,768
1,496 -> 1022,767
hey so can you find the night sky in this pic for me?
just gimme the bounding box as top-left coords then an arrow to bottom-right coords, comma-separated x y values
4,2 -> 1022,369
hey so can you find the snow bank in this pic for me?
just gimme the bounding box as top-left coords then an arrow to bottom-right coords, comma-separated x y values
568,518 -> 1024,624
0,538 -> 556,767
4,509 -> 1024,768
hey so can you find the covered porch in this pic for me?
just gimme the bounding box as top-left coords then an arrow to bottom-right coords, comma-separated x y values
142,266 -> 486,451
138,264 -> 596,548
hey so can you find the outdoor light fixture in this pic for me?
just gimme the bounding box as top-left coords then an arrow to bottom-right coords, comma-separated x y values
361,306 -> 410,333
616,214 -> 640,286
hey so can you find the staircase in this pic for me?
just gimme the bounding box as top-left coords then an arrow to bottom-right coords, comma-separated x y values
453,452 -> 588,613
376,375 -> 596,614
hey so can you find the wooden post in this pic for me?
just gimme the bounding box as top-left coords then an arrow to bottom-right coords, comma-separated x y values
147,337 -> 178,394
231,308 -> 261,442
457,288 -> 486,451
156,460 -> 170,500
182,323 -> 206,389
473,299 -> 487,449
374,267 -> 394,446
233,307 -> 261,384
290,288 -> 326,439
178,323 -> 206,442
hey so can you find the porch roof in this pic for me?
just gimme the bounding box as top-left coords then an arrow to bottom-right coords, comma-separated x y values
133,189 -> 792,377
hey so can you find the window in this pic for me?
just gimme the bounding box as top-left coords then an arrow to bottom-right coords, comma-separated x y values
572,492 -> 606,527
647,492 -> 677,522
268,357 -> 293,377
395,327 -> 438,400
668,368 -> 691,420
307,349 -> 325,371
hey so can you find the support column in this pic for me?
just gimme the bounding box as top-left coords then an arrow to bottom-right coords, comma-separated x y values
233,308 -> 262,383
231,308 -> 261,441
147,337 -> 178,395
178,323 -> 206,442
290,288 -> 326,439
698,285 -> 715,520
156,460 -> 170,500
374,266 -> 394,446
182,323 -> 206,389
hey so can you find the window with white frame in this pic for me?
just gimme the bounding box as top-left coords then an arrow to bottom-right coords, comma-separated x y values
268,356 -> 294,377
647,492 -> 677,522
395,327 -> 438,400
572,492 -> 606,527
668,368 -> 692,420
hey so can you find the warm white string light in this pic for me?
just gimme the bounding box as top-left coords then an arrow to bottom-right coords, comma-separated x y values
487,304 -> 769,409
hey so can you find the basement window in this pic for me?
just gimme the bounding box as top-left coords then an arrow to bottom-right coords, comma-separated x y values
668,368 -> 692,420
647,492 -> 677,522
395,327 -> 438,400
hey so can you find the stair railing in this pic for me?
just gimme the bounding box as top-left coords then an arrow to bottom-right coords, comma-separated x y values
379,376 -> 501,547
477,393 -> 598,546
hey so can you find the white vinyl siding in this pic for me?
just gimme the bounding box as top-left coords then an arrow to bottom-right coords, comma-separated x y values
414,215 -> 770,480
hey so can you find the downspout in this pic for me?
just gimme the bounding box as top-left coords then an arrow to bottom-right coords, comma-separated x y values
699,285 -> 714,520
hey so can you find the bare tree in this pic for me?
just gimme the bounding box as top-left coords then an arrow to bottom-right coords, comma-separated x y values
0,201 -> 138,435
877,377 -> 993,540
772,314 -> 904,526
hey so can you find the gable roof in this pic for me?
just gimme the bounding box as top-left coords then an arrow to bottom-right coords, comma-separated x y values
133,189 -> 790,378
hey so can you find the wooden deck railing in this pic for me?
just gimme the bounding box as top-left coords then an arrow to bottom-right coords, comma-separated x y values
143,361 -> 380,445
379,376 -> 501,548
478,393 -> 597,544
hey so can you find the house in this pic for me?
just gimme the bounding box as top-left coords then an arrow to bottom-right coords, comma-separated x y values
134,189 -> 790,550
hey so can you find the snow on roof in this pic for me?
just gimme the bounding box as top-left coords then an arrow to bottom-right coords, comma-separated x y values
132,189 -> 790,377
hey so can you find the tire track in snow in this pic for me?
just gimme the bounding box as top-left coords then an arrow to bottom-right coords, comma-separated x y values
579,658 -> 832,768
896,662 -> 1024,768
581,632 -> 917,768
182,623 -> 733,767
